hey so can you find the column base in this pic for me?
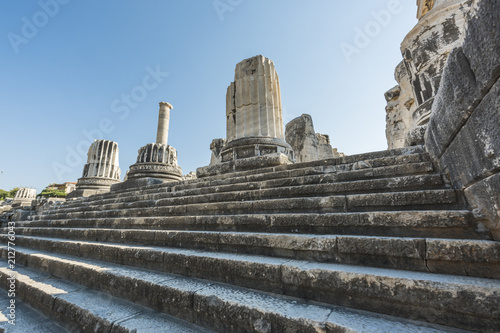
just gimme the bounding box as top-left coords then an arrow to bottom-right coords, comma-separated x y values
197,152 -> 292,178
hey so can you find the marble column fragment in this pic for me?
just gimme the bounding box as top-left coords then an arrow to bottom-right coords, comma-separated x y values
68,140 -> 121,198
156,102 -> 172,145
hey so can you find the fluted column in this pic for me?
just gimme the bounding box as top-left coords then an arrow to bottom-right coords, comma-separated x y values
156,102 -> 172,145
227,55 -> 285,141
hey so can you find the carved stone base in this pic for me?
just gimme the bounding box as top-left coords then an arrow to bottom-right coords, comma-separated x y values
67,177 -> 121,199
197,153 -> 292,178
220,137 -> 294,163
126,162 -> 182,182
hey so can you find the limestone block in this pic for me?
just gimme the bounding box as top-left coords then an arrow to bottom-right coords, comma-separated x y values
425,47 -> 482,159
439,78 -> 500,189
462,0 -> 500,95
465,173 -> 500,240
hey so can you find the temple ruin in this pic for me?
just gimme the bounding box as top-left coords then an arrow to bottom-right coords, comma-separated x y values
1,0 -> 499,331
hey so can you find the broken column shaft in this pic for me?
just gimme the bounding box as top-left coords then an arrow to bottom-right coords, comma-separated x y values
156,102 -> 172,145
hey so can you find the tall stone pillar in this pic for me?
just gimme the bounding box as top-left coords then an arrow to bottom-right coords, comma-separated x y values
113,102 -> 182,190
156,102 -> 172,145
197,55 -> 294,178
67,140 -> 121,198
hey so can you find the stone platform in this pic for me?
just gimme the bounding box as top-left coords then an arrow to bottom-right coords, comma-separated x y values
2,146 -> 499,332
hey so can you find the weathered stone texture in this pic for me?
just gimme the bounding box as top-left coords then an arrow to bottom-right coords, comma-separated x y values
285,114 -> 343,163
385,62 -> 415,149
68,140 -> 121,199
209,138 -> 226,166
385,0 -> 472,147
425,0 -> 500,239
198,56 -> 294,178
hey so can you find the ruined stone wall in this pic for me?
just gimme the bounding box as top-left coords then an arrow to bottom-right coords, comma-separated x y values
285,114 -> 344,163
385,0 -> 472,147
425,0 -> 500,239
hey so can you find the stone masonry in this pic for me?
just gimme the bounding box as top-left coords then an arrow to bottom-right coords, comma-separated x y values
425,0 -> 500,240
385,0 -> 472,147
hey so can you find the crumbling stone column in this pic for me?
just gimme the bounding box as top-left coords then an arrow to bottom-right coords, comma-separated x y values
197,55 -> 295,177
12,187 -> 37,207
67,140 -> 121,198
222,56 -> 294,161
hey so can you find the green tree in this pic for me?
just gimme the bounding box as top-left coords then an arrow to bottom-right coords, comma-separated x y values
0,189 -> 9,200
8,188 -> 19,198
37,188 -> 67,198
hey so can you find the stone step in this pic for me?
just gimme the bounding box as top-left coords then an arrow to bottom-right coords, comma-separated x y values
0,266 -> 213,333
61,155 -> 433,210
0,291 -> 69,332
46,173 -> 446,217
1,246 -> 485,332
4,232 -> 499,278
16,211 -> 487,239
32,189 -> 461,222
105,147 -> 427,196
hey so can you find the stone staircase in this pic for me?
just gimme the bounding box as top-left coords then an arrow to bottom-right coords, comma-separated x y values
1,146 -> 499,332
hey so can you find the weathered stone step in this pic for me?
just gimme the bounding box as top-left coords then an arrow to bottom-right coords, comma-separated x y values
32,189 -> 461,222
49,173 -> 446,216
5,232 -> 499,278
0,291 -> 69,332
0,266 -> 213,333
1,246 -> 484,332
129,147 -> 429,195
61,156 -> 433,210
15,210 -> 488,239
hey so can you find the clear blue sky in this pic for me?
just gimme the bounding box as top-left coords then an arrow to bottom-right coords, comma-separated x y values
0,0 -> 417,193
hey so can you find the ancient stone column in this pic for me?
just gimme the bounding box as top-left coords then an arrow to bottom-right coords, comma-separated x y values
197,56 -> 295,177
390,0 -> 472,146
116,102 -> 182,188
220,55 -> 293,162
12,187 -> 37,207
156,102 -> 172,145
67,140 -> 121,198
